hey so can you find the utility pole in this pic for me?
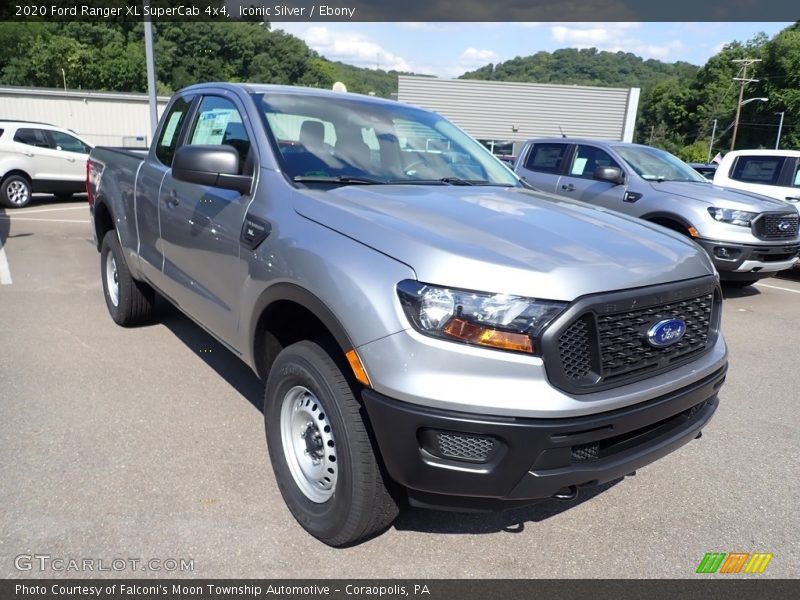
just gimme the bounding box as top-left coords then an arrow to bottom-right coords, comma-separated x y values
730,58 -> 761,151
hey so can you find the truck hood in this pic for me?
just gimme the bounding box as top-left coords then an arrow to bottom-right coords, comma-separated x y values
648,180 -> 794,212
293,185 -> 714,300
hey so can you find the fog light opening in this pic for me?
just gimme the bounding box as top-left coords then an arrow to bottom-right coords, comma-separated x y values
713,246 -> 741,260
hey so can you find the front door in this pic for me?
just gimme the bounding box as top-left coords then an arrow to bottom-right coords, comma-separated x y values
556,144 -> 628,211
158,93 -> 255,347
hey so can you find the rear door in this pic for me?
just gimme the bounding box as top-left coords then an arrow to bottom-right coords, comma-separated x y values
11,127 -> 61,183
555,143 -> 628,210
158,92 -> 256,346
514,142 -> 572,192
135,94 -> 196,288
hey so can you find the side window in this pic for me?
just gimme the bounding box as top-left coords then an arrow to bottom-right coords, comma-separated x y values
569,145 -> 620,179
524,143 -> 569,173
49,130 -> 89,154
792,163 -> 800,188
187,96 -> 251,174
731,156 -> 785,185
14,128 -> 50,148
155,96 -> 193,166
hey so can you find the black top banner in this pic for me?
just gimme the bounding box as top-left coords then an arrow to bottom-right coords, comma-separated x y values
0,0 -> 798,22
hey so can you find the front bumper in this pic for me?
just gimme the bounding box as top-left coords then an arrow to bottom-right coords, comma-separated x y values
695,238 -> 800,278
362,364 -> 725,508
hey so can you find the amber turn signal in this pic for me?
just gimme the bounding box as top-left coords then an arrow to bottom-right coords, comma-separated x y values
345,349 -> 372,387
443,318 -> 534,353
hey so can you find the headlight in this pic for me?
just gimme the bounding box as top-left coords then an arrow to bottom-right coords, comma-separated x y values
397,280 -> 566,355
707,207 -> 757,227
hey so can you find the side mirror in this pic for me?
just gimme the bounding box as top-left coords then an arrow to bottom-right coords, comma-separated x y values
593,166 -> 625,185
172,145 -> 252,194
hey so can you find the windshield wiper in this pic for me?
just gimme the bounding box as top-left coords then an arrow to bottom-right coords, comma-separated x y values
293,175 -> 386,185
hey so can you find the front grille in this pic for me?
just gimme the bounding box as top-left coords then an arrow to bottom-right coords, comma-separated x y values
547,279 -> 720,393
597,293 -> 712,381
753,213 -> 799,240
558,316 -> 592,380
435,432 -> 496,463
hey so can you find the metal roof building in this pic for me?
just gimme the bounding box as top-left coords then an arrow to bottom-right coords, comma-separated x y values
397,76 -> 640,154
0,86 -> 170,147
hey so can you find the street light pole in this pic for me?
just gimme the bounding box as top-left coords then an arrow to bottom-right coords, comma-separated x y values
707,119 -> 717,164
143,0 -> 159,143
775,111 -> 785,150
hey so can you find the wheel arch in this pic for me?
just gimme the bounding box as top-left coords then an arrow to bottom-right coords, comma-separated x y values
92,196 -> 115,251
250,283 -> 356,381
641,211 -> 695,235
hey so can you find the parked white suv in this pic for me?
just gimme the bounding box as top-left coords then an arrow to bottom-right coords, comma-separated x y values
713,149 -> 800,206
0,121 -> 93,208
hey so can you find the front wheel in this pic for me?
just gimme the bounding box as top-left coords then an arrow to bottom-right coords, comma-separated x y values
264,340 -> 398,546
1,175 -> 32,208
100,230 -> 155,326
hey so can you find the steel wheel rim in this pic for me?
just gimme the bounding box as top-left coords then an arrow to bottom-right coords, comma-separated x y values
7,180 -> 29,206
280,385 -> 338,503
105,251 -> 119,307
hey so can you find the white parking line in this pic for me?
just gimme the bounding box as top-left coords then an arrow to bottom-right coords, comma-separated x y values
0,244 -> 11,285
0,217 -> 90,224
755,282 -> 800,294
11,206 -> 88,214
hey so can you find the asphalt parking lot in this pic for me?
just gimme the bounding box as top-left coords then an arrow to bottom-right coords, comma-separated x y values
1,197 -> 798,579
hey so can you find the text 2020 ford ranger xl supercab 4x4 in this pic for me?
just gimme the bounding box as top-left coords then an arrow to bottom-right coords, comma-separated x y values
88,84 -> 728,546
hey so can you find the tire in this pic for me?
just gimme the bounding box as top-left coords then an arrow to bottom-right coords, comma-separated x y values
54,192 -> 73,201
264,340 -> 398,546
100,230 -> 155,326
1,174 -> 32,208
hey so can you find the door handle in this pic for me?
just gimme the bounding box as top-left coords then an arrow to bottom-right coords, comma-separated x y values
23,151 -> 34,157
165,190 -> 180,208
66,157 -> 76,162
561,183 -> 575,191
785,196 -> 800,202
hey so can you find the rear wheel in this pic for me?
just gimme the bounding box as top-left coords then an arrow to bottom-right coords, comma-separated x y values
1,175 -> 32,208
100,230 -> 154,326
264,340 -> 398,546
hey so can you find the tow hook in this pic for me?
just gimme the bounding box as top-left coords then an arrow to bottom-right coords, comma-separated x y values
552,485 -> 579,501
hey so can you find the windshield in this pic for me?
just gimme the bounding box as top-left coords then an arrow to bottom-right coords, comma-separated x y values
614,145 -> 708,183
252,92 -> 519,187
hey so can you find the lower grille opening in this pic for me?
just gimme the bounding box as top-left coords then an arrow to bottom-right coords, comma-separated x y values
570,399 -> 710,463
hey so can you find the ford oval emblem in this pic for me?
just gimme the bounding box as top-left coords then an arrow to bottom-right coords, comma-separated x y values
646,319 -> 687,347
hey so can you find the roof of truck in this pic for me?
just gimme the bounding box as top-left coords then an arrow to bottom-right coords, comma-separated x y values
180,82 -> 402,107
724,149 -> 800,157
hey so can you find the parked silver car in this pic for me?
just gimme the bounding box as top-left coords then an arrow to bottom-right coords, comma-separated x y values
515,138 -> 800,286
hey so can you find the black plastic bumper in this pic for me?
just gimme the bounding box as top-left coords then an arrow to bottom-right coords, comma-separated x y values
695,238 -> 800,279
362,365 -> 726,509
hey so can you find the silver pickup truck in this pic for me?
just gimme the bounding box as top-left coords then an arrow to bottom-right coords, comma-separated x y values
514,138 -> 800,286
88,84 -> 727,546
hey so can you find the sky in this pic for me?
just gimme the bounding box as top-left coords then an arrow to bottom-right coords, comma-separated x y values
270,22 -> 793,78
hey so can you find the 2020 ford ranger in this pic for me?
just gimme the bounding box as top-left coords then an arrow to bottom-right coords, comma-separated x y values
88,84 -> 728,546
514,138 -> 800,286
